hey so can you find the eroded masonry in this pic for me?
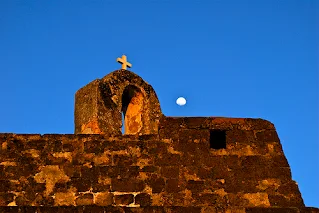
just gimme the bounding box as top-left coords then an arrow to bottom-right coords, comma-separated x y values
0,68 -> 318,213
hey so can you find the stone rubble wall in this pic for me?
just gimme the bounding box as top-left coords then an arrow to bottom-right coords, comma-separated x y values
0,117 -> 315,212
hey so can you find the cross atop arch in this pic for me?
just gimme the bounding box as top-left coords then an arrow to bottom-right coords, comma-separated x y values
117,55 -> 132,70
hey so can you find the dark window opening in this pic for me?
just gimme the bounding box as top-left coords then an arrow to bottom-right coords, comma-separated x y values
210,130 -> 226,149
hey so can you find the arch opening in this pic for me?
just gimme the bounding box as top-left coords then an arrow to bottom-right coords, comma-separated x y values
121,85 -> 144,135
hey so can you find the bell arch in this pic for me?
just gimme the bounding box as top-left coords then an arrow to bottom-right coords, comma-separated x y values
75,69 -> 163,136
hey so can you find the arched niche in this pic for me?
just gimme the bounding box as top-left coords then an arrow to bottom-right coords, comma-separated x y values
121,85 -> 144,134
74,69 -> 163,136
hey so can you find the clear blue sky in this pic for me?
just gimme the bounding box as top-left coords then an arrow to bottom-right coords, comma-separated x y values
0,0 -> 318,208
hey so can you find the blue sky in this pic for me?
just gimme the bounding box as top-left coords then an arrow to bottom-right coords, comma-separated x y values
0,0 -> 318,208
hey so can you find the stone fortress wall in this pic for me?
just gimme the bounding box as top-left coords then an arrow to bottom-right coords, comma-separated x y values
0,69 -> 317,213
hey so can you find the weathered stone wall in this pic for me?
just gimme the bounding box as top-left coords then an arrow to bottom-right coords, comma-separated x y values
1,117 -> 316,212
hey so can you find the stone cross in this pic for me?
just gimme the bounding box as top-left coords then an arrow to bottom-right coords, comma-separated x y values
117,55 -> 132,70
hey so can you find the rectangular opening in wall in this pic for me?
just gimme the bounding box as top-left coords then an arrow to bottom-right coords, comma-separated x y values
210,130 -> 226,149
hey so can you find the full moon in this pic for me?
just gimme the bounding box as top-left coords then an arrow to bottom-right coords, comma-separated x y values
176,97 -> 186,106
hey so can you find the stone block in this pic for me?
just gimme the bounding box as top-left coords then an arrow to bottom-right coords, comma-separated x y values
240,156 -> 270,168
270,155 -> 289,167
99,166 -> 121,178
155,154 -> 181,166
75,193 -> 94,205
118,166 -> 139,179
46,140 -> 63,152
71,177 -> 91,192
21,163 -> 39,178
115,194 -> 134,205
84,140 -> 104,154
159,128 -> 179,141
178,129 -> 210,143
4,165 -> 22,180
147,142 -> 168,155
94,192 -> 114,206
54,182 -> 69,193
268,194 -> 305,208
227,193 -> 252,207
277,181 -> 302,195
0,180 -> 11,192
140,166 -> 158,173
81,166 -> 99,182
232,166 -> 292,182
203,155 -> 241,168
186,180 -> 205,193
226,130 -> 256,144
54,192 -> 76,206
245,118 -> 275,130
182,117 -> 210,129
195,167 -> 214,179
96,182 -> 111,192
224,179 -> 260,193
138,134 -> 158,141
112,179 -> 145,192
135,193 -> 152,206
62,143 -> 75,152
159,117 -> 183,130
255,130 -> 280,143
148,177 -> 165,193
166,179 -> 181,193
0,192 -> 14,205
193,193 -> 228,206
25,139 -> 46,150
33,194 -> 54,206
61,163 -> 81,178
161,166 -> 179,179
0,133 -> 13,143
113,154 -> 135,166
209,117 -> 236,130
173,140 -> 200,154
161,193 -> 185,206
